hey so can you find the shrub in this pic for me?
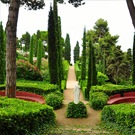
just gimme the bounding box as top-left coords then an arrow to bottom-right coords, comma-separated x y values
101,103 -> 135,134
66,101 -> 88,118
61,79 -> 66,93
45,93 -> 63,110
16,59 -> 43,81
89,91 -> 109,110
0,97 -> 56,134
42,70 -> 49,81
74,61 -> 81,81
97,72 -> 109,85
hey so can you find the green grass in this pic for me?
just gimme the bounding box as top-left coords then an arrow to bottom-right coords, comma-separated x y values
16,78 -> 49,85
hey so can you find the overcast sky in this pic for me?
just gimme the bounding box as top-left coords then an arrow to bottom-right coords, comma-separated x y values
0,0 -> 135,64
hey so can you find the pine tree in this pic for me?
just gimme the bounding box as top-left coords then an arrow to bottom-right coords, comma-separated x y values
132,32 -> 135,85
0,22 -> 5,84
103,51 -> 105,74
86,36 -> 92,99
81,27 -> 86,80
29,36 -> 34,65
48,5 -> 58,85
37,39 -> 42,70
64,33 -> 71,64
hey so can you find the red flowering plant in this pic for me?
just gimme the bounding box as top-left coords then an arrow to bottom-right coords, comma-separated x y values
16,59 -> 43,81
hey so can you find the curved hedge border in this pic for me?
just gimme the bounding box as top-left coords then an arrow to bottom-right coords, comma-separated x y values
90,85 -> 135,110
0,83 -> 59,96
101,103 -> 135,134
0,96 -> 56,134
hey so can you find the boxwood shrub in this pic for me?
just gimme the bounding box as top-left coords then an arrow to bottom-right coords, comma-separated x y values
66,101 -> 88,118
101,103 -> 135,134
89,91 -> 109,110
45,93 -> 63,110
0,96 -> 56,135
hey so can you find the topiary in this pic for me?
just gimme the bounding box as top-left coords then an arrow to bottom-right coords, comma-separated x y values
66,101 -> 88,118
45,93 -> 63,110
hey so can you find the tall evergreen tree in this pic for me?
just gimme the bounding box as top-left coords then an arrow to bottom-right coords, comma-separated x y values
81,27 -> 86,80
37,39 -> 42,70
25,32 -> 30,51
98,60 -> 102,72
37,30 -> 41,40
48,5 -> 58,85
64,33 -> 71,64
74,41 -> 80,63
103,51 -> 105,74
132,32 -> 135,85
86,36 -> 92,99
92,45 -> 98,85
0,22 -> 6,84
29,36 -> 34,65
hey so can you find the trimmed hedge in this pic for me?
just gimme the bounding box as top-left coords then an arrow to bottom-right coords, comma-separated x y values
45,93 -> 63,110
89,91 -> 109,110
61,79 -> 66,93
91,85 -> 135,96
101,103 -> 135,134
66,101 -> 88,118
0,96 -> 56,134
0,83 -> 59,96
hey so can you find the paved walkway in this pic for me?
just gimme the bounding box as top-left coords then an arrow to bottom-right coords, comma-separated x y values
63,65 -> 88,105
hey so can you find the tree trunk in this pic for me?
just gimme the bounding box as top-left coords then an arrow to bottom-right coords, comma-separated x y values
126,0 -> 135,28
5,0 -> 20,98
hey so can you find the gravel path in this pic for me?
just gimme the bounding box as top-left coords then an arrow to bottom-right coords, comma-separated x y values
54,65 -> 101,126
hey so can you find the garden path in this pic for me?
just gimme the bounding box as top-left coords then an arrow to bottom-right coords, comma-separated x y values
54,65 -> 101,126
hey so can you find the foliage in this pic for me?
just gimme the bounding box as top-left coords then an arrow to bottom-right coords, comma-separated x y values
45,93 -> 63,110
66,101 -> 88,118
101,103 -> 135,134
133,32 -> 135,85
74,61 -> 81,81
42,70 -> 49,82
61,79 -> 66,93
103,51 -> 105,74
64,33 -> 71,64
81,27 -> 86,80
74,41 -> 80,63
0,22 -> 6,84
0,96 -> 56,135
29,35 -> 34,64
48,5 -> 58,85
63,60 -> 69,81
97,72 -> 109,85
16,59 -> 43,81
25,31 -> 30,51
89,91 -> 109,110
37,39 -> 42,70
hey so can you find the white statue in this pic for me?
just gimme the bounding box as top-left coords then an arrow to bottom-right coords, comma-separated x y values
73,82 -> 80,104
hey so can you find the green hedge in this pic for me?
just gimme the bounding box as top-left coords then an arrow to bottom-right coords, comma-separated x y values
91,85 -> 135,96
101,103 -> 135,134
74,61 -> 81,81
63,60 -> 69,81
0,83 -> 59,96
0,96 -> 56,134
89,91 -> 109,110
66,101 -> 88,118
61,79 -> 66,93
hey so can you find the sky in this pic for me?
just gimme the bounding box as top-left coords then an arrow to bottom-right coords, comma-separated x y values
0,0 -> 135,64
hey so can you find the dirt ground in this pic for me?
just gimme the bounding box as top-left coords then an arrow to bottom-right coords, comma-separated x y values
54,66 -> 101,126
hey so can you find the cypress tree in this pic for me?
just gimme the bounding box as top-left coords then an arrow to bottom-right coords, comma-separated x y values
103,51 -> 105,74
53,0 -> 61,87
132,32 -> 135,85
92,45 -> 98,86
25,32 -> 30,51
0,22 -> 5,84
81,27 -> 86,80
86,35 -> 92,99
64,33 -> 71,64
98,60 -> 102,72
74,41 -> 80,63
37,39 -> 42,70
37,30 -> 41,40
29,36 -> 34,65
48,5 -> 58,85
